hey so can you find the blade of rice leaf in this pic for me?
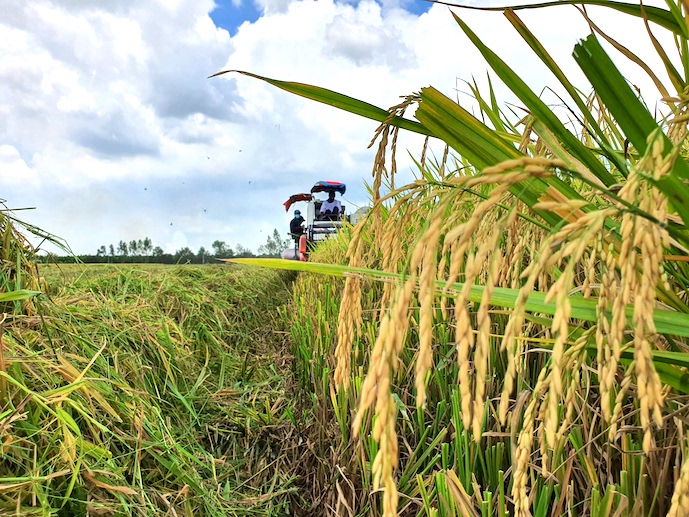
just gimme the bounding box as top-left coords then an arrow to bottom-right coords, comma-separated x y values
226,258 -> 689,338
451,12 -> 617,187
415,87 -> 588,228
209,70 -> 433,136
0,289 -> 41,302
574,35 -> 689,227
503,10 -> 608,143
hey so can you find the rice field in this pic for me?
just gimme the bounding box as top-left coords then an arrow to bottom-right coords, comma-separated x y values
5,1 -> 689,516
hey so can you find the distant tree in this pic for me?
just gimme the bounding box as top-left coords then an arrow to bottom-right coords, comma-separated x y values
117,240 -> 128,256
174,247 -> 193,264
234,244 -> 254,258
142,237 -> 153,256
212,240 -> 233,258
109,244 -> 115,257
198,246 -> 208,264
152,246 -> 164,257
96,245 -> 107,257
129,240 -> 139,256
257,229 -> 290,257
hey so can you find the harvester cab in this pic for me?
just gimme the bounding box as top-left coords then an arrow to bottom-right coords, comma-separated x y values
282,180 -> 347,261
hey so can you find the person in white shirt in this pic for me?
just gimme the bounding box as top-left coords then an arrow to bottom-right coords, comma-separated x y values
319,190 -> 343,220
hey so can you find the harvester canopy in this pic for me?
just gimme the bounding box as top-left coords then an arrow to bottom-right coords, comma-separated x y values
283,193 -> 313,212
310,180 -> 346,195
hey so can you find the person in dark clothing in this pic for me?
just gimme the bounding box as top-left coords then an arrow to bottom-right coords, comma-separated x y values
289,210 -> 305,243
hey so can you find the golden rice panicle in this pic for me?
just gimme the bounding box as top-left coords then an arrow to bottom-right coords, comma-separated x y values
544,269 -> 571,449
557,330 -> 591,439
608,363 -> 634,442
456,301 -> 474,431
334,234 -> 364,389
371,392 -> 399,516
334,274 -> 362,389
667,98 -> 689,145
354,277 -> 415,514
599,165 -> 640,427
443,182 -> 510,291
504,212 -> 531,289
353,315 -> 388,434
582,247 -> 596,299
512,369 -> 549,517
472,269 -> 493,440
596,235 -> 616,421
632,130 -> 671,451
668,438 -> 689,517
446,190 -> 506,431
415,215 -> 443,409
541,208 -> 613,448
499,235 -> 554,424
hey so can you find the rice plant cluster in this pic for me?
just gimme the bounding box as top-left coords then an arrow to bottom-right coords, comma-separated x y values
252,2 -> 689,516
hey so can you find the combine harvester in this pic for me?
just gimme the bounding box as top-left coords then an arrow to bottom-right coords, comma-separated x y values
282,180 -> 366,261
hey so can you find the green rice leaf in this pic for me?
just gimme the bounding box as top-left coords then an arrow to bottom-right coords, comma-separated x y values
227,258 -> 689,338
0,289 -> 41,302
209,70 -> 433,136
452,12 -> 617,187
416,87 -> 586,228
503,10 -> 606,144
415,86 -> 519,169
574,35 -> 689,228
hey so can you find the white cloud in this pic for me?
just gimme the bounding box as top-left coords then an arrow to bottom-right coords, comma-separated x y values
0,145 -> 39,187
0,0 -> 677,256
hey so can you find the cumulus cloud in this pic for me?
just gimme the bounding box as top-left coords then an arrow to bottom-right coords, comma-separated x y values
325,2 -> 417,67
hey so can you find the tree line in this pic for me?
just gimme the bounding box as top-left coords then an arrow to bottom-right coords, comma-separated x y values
44,229 -> 292,264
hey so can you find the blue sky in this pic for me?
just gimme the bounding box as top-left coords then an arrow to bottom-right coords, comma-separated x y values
210,0 -> 434,35
210,1 -> 263,35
